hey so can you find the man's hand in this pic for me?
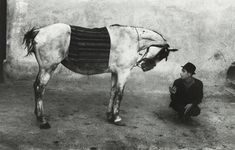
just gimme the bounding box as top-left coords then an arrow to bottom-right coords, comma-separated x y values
169,86 -> 177,94
184,103 -> 193,114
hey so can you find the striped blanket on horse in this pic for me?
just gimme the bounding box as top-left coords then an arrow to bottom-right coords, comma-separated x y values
68,25 -> 111,73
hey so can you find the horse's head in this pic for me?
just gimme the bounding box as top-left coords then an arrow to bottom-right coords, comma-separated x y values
140,44 -> 178,72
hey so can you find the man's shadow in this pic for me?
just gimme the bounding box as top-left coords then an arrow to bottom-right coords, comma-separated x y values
153,108 -> 202,127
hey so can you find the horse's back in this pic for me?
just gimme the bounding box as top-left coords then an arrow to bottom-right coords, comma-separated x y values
33,23 -> 138,74
35,23 -> 71,44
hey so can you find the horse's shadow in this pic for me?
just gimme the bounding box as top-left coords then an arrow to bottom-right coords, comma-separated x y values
44,88 -> 109,123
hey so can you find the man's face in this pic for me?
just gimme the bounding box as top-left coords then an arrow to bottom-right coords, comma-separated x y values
180,68 -> 191,79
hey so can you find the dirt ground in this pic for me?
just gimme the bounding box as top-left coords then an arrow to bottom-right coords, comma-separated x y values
0,74 -> 234,150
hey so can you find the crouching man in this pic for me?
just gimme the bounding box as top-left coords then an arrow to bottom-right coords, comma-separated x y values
169,62 -> 203,121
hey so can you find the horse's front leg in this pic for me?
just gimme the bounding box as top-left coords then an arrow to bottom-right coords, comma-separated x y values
34,67 -> 56,129
107,72 -> 117,122
112,69 -> 130,126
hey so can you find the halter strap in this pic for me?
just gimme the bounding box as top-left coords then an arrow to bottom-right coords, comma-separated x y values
134,27 -> 140,51
132,43 -> 169,70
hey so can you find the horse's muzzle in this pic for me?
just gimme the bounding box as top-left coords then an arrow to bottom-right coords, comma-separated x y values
140,59 -> 156,72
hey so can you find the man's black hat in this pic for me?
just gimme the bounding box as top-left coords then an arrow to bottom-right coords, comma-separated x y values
182,62 -> 196,74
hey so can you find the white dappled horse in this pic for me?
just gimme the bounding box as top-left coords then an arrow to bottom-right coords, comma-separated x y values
23,23 -> 177,129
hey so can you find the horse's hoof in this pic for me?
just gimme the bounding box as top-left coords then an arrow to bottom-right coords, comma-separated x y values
40,122 -> 51,129
114,120 -> 126,126
113,116 -> 126,126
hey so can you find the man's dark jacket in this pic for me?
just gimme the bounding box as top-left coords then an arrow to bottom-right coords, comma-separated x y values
170,78 -> 203,107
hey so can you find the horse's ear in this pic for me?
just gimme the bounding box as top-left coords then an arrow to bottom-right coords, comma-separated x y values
168,48 -> 178,52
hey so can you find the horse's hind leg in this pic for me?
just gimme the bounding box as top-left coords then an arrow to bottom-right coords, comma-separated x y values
34,65 -> 57,129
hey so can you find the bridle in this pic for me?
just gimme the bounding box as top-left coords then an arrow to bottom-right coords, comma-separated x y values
134,44 -> 170,69
134,27 -> 150,69
134,27 -> 140,52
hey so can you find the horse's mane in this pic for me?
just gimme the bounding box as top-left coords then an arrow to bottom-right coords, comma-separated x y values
151,30 -> 167,41
110,24 -> 166,41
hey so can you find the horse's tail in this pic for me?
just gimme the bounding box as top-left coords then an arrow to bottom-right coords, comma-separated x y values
23,27 -> 39,56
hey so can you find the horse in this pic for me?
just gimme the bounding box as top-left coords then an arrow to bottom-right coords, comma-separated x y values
23,23 -> 178,129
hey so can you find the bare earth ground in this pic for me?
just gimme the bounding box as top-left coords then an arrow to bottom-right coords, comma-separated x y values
0,74 -> 234,150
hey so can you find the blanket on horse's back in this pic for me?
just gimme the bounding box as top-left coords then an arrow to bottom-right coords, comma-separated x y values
67,25 -> 111,73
